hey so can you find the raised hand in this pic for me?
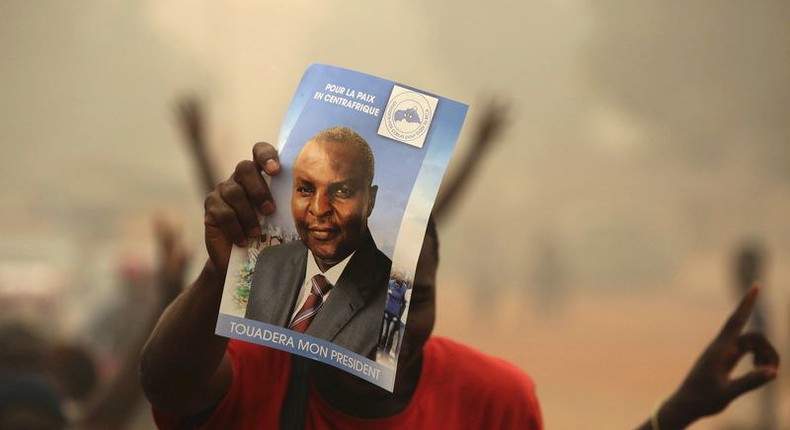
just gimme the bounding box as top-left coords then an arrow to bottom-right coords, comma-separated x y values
472,97 -> 511,150
176,96 -> 204,145
203,142 -> 280,273
432,97 -> 511,223
640,284 -> 779,430
153,215 -> 189,305
175,95 -> 220,193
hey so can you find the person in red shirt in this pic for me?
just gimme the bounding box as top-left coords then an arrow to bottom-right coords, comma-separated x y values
140,141 -> 543,429
141,140 -> 778,430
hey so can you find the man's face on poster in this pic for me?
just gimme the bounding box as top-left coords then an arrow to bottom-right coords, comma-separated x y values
291,139 -> 377,268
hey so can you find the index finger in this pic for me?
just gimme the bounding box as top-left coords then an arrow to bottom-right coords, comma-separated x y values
717,283 -> 760,341
253,141 -> 280,176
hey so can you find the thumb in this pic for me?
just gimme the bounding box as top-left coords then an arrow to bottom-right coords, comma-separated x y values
723,367 -> 777,400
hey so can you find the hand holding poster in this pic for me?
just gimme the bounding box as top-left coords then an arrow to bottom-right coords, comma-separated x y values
215,64 -> 467,391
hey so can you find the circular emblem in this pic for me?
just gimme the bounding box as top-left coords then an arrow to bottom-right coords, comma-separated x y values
383,91 -> 433,142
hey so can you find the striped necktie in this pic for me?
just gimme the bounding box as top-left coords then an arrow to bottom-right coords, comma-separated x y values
289,274 -> 332,333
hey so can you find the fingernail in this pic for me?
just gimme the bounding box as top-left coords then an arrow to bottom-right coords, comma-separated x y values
265,159 -> 279,173
260,200 -> 275,215
249,227 -> 262,238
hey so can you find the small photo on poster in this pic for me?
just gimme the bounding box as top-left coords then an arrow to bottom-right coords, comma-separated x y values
215,64 -> 468,391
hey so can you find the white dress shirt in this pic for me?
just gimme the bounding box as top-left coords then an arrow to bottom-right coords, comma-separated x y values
289,250 -> 355,322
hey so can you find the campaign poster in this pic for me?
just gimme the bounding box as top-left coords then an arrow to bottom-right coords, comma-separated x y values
215,64 -> 467,391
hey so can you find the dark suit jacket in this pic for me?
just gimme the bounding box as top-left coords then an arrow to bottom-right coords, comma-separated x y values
244,231 -> 392,357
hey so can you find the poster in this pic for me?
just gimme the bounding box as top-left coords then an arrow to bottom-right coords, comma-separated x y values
215,64 -> 467,391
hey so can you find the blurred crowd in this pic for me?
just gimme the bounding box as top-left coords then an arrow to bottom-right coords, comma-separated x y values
0,96 -> 783,430
0,99 -> 202,430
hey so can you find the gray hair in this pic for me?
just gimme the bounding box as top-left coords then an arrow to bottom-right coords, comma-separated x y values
312,126 -> 375,185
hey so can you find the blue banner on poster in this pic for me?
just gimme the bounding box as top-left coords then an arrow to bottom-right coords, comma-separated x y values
216,313 -> 395,388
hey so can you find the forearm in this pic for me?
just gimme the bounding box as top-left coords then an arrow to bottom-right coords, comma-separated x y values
432,149 -> 480,223
432,103 -> 503,224
192,143 -> 219,195
634,397 -> 697,430
140,260 -> 231,414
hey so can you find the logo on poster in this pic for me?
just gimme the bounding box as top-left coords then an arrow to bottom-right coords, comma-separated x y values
378,86 -> 438,148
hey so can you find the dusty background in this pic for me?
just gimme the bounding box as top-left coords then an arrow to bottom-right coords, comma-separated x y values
1,1 -> 788,428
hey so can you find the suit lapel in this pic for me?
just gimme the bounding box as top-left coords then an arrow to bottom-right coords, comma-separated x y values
306,232 -> 379,342
260,241 -> 308,327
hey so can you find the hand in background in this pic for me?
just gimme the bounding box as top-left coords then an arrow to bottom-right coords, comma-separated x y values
472,97 -> 511,150
640,284 -> 779,430
154,216 -> 189,306
175,95 -> 220,194
432,97 -> 511,224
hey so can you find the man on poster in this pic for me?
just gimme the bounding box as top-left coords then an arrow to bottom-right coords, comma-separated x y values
244,126 -> 391,357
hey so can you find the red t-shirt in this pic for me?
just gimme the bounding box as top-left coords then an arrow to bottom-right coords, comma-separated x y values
154,336 -> 543,429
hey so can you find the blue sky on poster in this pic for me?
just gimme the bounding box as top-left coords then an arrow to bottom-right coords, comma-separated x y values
266,65 -> 466,261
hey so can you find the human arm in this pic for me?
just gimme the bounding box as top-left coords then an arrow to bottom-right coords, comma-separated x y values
432,98 -> 510,224
139,142 -> 281,416
78,218 -> 188,429
176,96 -> 220,194
635,284 -> 779,430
